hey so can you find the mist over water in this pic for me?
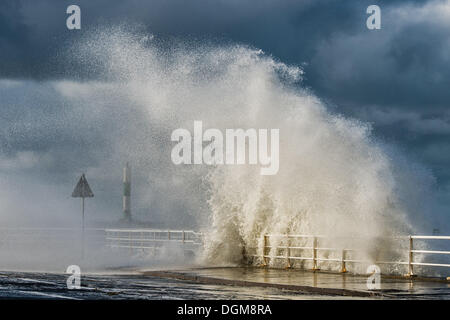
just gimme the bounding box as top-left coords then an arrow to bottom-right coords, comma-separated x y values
0,26 -> 438,273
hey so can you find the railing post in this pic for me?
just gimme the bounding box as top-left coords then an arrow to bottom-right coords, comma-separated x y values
168,230 -> 170,240
312,237 -> 320,271
262,235 -> 268,266
408,236 -> 414,277
182,230 -> 185,244
340,249 -> 347,273
286,236 -> 291,269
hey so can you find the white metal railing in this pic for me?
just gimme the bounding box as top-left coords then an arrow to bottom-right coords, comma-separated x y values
408,235 -> 450,275
247,234 -> 450,277
105,229 -> 203,252
0,227 -> 106,245
2,228 -> 448,277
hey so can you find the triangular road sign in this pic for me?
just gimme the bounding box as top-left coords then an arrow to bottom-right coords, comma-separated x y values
72,174 -> 94,198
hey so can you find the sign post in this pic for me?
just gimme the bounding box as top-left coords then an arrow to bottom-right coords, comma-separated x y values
123,163 -> 131,222
72,173 -> 94,258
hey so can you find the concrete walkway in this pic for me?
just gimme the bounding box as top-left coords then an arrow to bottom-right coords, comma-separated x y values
141,267 -> 450,299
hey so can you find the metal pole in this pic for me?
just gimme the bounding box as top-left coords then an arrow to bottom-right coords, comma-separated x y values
408,236 -> 414,277
341,249 -> 347,273
286,236 -> 291,269
129,231 -> 132,254
312,237 -> 319,271
263,235 -> 268,266
81,196 -> 85,259
123,163 -> 131,221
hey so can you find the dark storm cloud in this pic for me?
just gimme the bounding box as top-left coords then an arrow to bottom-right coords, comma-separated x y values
2,0 -> 447,121
309,3 -> 450,110
0,0 -> 426,78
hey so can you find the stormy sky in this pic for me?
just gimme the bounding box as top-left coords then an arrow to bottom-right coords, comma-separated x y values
0,0 -> 449,227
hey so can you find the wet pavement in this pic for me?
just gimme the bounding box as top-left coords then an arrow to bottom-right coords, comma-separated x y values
140,267 -> 450,299
0,270 -> 347,300
1,267 -> 449,299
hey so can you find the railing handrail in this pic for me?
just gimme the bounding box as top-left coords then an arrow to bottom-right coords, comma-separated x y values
411,235 -> 450,240
265,234 -> 420,240
0,227 -> 105,231
265,234 -> 324,238
105,228 -> 199,233
104,228 -> 204,252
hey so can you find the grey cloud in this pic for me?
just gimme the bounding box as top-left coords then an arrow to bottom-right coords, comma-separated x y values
309,2 -> 450,110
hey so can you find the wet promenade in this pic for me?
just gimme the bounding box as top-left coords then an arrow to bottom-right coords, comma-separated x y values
1,267 -> 449,299
141,267 -> 450,299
